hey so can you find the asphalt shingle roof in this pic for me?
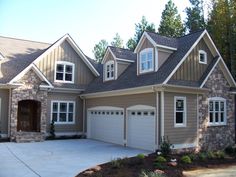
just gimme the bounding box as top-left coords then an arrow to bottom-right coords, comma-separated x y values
109,46 -> 137,61
84,30 -> 207,94
0,36 -> 51,83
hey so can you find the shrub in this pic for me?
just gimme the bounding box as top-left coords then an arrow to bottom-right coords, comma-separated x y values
137,153 -> 146,159
139,170 -> 166,177
154,162 -> 165,170
198,152 -> 207,161
214,150 -> 225,159
160,136 -> 173,157
180,155 -> 192,164
110,158 -> 123,168
207,151 -> 216,159
155,156 -> 167,163
189,153 -> 197,161
225,146 -> 235,155
50,120 -> 55,138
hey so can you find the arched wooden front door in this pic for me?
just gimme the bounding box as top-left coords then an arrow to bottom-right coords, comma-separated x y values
17,100 -> 41,132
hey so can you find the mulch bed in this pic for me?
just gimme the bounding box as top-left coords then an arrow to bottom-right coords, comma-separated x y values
76,153 -> 236,177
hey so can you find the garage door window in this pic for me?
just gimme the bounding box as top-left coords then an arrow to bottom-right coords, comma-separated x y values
174,96 -> 186,127
51,101 -> 75,124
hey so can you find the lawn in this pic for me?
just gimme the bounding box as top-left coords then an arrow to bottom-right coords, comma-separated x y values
77,146 -> 236,177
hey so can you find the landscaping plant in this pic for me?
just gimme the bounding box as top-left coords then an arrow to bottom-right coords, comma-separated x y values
110,158 -> 123,168
160,136 -> 173,157
180,155 -> 192,164
139,170 -> 166,177
155,156 -> 167,163
207,151 -> 216,159
50,119 -> 55,138
225,146 -> 235,155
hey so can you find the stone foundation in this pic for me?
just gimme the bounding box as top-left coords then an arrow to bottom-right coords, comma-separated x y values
198,65 -> 235,150
10,69 -> 48,142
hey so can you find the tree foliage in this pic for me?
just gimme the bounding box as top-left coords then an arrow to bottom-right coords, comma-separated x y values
111,33 -> 123,48
185,0 -> 206,32
93,39 -> 108,63
158,0 -> 185,37
126,16 -> 155,51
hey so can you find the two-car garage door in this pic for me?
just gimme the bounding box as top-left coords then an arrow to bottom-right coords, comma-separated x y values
87,105 -> 156,151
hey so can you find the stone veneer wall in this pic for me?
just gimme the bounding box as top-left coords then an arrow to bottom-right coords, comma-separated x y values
198,65 -> 235,150
10,69 -> 48,142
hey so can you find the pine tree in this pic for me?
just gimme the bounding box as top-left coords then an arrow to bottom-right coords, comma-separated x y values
93,39 -> 108,63
111,33 -> 123,48
185,0 -> 206,32
158,0 -> 185,37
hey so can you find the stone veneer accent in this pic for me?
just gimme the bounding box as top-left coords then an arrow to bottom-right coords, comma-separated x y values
10,69 -> 48,142
198,65 -> 235,150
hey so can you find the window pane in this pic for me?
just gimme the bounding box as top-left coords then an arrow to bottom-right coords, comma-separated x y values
141,63 -> 146,70
111,71 -> 114,77
147,51 -> 152,61
176,112 -> 183,124
60,103 -> 67,112
59,113 -> 66,122
65,65 -> 72,73
209,101 -> 213,111
65,73 -> 72,81
220,113 -> 224,122
52,113 -> 58,122
220,101 -> 224,111
107,65 -> 110,71
56,73 -> 63,80
215,112 -> 219,122
53,103 -> 58,112
147,60 -> 152,70
57,64 -> 64,72
111,64 -> 114,70
176,99 -> 184,111
107,72 -> 110,78
69,103 -> 74,112
141,53 -> 146,62
210,112 -> 213,122
200,53 -> 205,62
215,102 -> 219,111
68,113 -> 73,122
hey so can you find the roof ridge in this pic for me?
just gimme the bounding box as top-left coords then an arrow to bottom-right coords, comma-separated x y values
176,29 -> 205,39
145,31 -> 177,40
0,35 -> 51,45
108,46 -> 134,52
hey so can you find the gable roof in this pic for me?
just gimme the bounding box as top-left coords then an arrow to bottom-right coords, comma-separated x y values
84,30 -> 207,94
109,46 -> 136,61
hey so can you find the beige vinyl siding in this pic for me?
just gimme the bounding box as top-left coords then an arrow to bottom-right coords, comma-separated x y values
158,50 -> 171,69
104,51 -> 115,62
35,40 -> 95,86
171,39 -> 215,81
46,92 -> 83,133
0,89 -> 9,135
137,36 -> 156,75
164,92 -> 197,145
117,62 -> 130,77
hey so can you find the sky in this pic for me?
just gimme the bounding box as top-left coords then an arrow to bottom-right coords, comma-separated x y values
0,0 -> 199,58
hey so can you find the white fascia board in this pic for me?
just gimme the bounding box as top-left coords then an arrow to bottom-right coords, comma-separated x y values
101,48 -> 110,64
219,58 -> 236,87
200,57 -> 220,88
163,30 -> 207,84
116,58 -> 134,63
155,44 -> 177,51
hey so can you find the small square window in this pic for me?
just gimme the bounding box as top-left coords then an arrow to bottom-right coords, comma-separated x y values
199,50 -> 207,64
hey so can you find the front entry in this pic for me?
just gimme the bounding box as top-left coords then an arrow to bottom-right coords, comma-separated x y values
17,100 -> 41,132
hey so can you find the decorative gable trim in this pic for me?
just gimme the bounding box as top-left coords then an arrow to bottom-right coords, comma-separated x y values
134,32 -> 177,53
9,64 -> 53,88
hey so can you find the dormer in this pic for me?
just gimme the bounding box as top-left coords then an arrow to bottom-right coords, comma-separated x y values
102,46 -> 135,82
135,31 -> 177,75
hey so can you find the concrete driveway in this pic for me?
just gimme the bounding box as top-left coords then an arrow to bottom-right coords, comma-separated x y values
0,139 -> 149,177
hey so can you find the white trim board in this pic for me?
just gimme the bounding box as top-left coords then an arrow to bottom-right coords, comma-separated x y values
172,142 -> 197,149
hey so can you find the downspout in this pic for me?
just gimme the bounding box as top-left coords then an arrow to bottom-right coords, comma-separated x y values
81,96 -> 86,136
8,88 -> 12,139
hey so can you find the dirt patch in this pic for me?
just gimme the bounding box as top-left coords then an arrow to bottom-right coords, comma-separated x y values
76,153 -> 236,177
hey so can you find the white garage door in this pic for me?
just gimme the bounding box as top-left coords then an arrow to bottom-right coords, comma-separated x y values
127,109 -> 156,151
87,107 -> 124,145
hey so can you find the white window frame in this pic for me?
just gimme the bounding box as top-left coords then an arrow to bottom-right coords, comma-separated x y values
51,100 -> 75,124
54,61 -> 75,83
174,96 -> 187,127
104,60 -> 115,81
199,50 -> 207,64
208,97 -> 227,126
139,48 -> 154,73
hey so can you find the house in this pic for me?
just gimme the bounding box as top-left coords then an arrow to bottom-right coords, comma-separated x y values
0,30 -> 235,151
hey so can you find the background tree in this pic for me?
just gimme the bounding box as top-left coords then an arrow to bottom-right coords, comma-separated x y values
185,0 -> 206,32
93,39 -> 108,63
158,0 -> 185,37
111,33 -> 123,48
126,16 -> 155,51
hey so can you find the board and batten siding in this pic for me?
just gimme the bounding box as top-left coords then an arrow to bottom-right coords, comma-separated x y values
34,40 -> 95,86
164,92 -> 197,145
158,50 -> 171,69
117,62 -> 130,78
46,92 -> 83,133
171,39 -> 215,81
0,89 -> 9,135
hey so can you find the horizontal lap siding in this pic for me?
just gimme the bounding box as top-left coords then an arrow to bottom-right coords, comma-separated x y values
164,92 -> 197,144
0,89 -> 9,135
46,92 -> 83,133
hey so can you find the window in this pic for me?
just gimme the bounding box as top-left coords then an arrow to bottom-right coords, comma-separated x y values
105,61 -> 115,81
55,61 -> 74,83
174,97 -> 186,127
199,50 -> 207,64
209,97 -> 226,126
51,101 -> 75,124
139,48 -> 154,73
